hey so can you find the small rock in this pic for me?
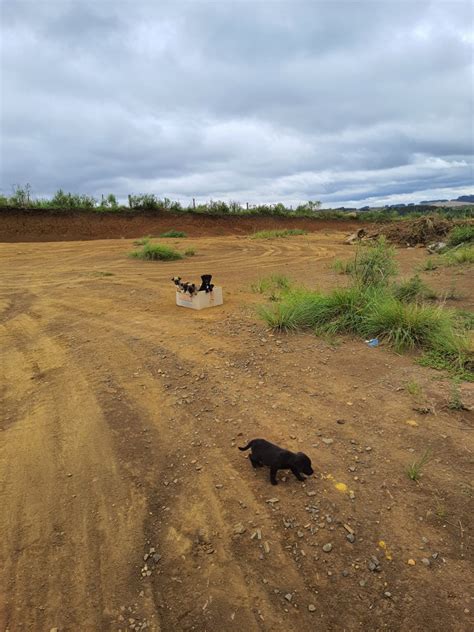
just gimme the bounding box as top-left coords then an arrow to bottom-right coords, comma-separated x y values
306,491 -> 317,497
384,591 -> 392,599
322,438 -> 334,445
349,491 -> 356,500
407,559 -> 416,566
152,553 -> 161,563
336,419 -> 346,425
365,446 -> 372,452
432,552 -> 439,559
234,523 -> 246,535
346,533 -> 355,543
266,498 -> 279,504
308,604 -> 316,612
342,569 -> 349,577
359,580 -> 367,587
50,628 -> 59,632
421,558 -> 431,567
284,593 -> 293,602
322,543 -> 332,553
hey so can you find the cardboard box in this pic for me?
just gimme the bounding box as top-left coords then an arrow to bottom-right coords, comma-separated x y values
176,286 -> 223,310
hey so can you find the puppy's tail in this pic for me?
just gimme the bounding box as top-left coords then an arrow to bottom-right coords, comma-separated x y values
238,441 -> 253,451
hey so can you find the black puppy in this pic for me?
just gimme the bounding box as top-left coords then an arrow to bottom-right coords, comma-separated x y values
239,438 -> 314,485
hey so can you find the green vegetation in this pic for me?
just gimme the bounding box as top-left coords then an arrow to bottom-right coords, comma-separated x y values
133,236 -> 151,246
250,229 -> 308,239
130,243 -> 183,261
447,225 -> 474,247
406,379 -> 422,398
160,229 -> 187,238
251,274 -> 292,295
3,184 -> 473,219
442,245 -> 474,266
392,275 -> 437,302
407,450 -> 431,481
447,381 -> 465,410
332,258 -> 353,275
184,247 -> 196,256
259,239 -> 473,379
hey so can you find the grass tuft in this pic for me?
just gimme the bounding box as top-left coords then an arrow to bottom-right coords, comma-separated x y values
130,243 -> 183,261
160,229 -> 187,238
250,229 -> 307,239
392,275 -> 437,303
407,450 -> 431,481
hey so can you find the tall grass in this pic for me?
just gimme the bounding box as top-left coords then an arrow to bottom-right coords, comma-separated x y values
349,238 -> 398,286
258,239 -> 473,379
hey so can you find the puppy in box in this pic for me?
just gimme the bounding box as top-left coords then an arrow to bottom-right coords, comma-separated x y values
239,438 -> 314,485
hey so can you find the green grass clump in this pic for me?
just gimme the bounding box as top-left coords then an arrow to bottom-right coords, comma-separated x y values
250,229 -> 307,239
420,258 -> 439,271
442,245 -> 474,266
331,258 -> 354,275
447,225 -> 474,247
160,229 -> 187,238
130,243 -> 183,261
392,275 -> 437,303
406,380 -> 422,398
251,274 -> 292,294
184,248 -> 196,256
349,238 -> 398,287
133,236 -> 151,246
407,450 -> 431,481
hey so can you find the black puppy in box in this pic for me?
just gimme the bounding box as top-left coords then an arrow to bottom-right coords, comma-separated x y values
239,438 -> 314,485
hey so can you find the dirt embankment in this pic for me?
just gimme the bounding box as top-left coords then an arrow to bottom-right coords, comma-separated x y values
0,210 -> 364,242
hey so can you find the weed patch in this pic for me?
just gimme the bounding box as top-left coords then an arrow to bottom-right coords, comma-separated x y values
130,243 -> 183,261
160,230 -> 187,238
250,229 -> 307,239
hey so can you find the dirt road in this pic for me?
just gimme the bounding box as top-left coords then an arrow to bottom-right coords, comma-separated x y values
1,232 -> 472,631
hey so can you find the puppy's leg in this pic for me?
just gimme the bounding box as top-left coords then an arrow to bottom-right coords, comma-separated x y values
269,466 -> 278,485
290,466 -> 305,481
249,454 -> 262,468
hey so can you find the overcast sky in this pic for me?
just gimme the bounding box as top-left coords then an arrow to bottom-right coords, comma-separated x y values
1,0 -> 473,208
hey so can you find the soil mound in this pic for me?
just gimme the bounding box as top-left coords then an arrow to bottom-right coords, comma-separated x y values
376,215 -> 453,246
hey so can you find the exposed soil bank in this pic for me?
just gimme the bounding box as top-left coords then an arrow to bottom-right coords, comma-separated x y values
0,210 -> 363,242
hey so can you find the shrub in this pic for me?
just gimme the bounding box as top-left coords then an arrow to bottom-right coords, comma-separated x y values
130,243 -> 183,261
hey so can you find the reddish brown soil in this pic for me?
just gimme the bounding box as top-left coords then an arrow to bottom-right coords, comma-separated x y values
0,210 -> 363,242
0,230 -> 473,632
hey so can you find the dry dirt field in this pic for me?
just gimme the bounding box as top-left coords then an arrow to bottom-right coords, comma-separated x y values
1,227 -> 473,632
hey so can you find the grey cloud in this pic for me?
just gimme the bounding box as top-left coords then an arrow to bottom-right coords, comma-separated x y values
1,0 -> 473,206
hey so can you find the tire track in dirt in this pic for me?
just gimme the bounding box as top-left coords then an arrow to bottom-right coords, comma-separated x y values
0,311 -> 165,631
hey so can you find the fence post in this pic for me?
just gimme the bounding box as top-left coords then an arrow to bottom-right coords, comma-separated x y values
193,198 -> 196,209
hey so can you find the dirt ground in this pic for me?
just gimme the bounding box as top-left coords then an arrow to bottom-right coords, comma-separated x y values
1,228 -> 473,632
